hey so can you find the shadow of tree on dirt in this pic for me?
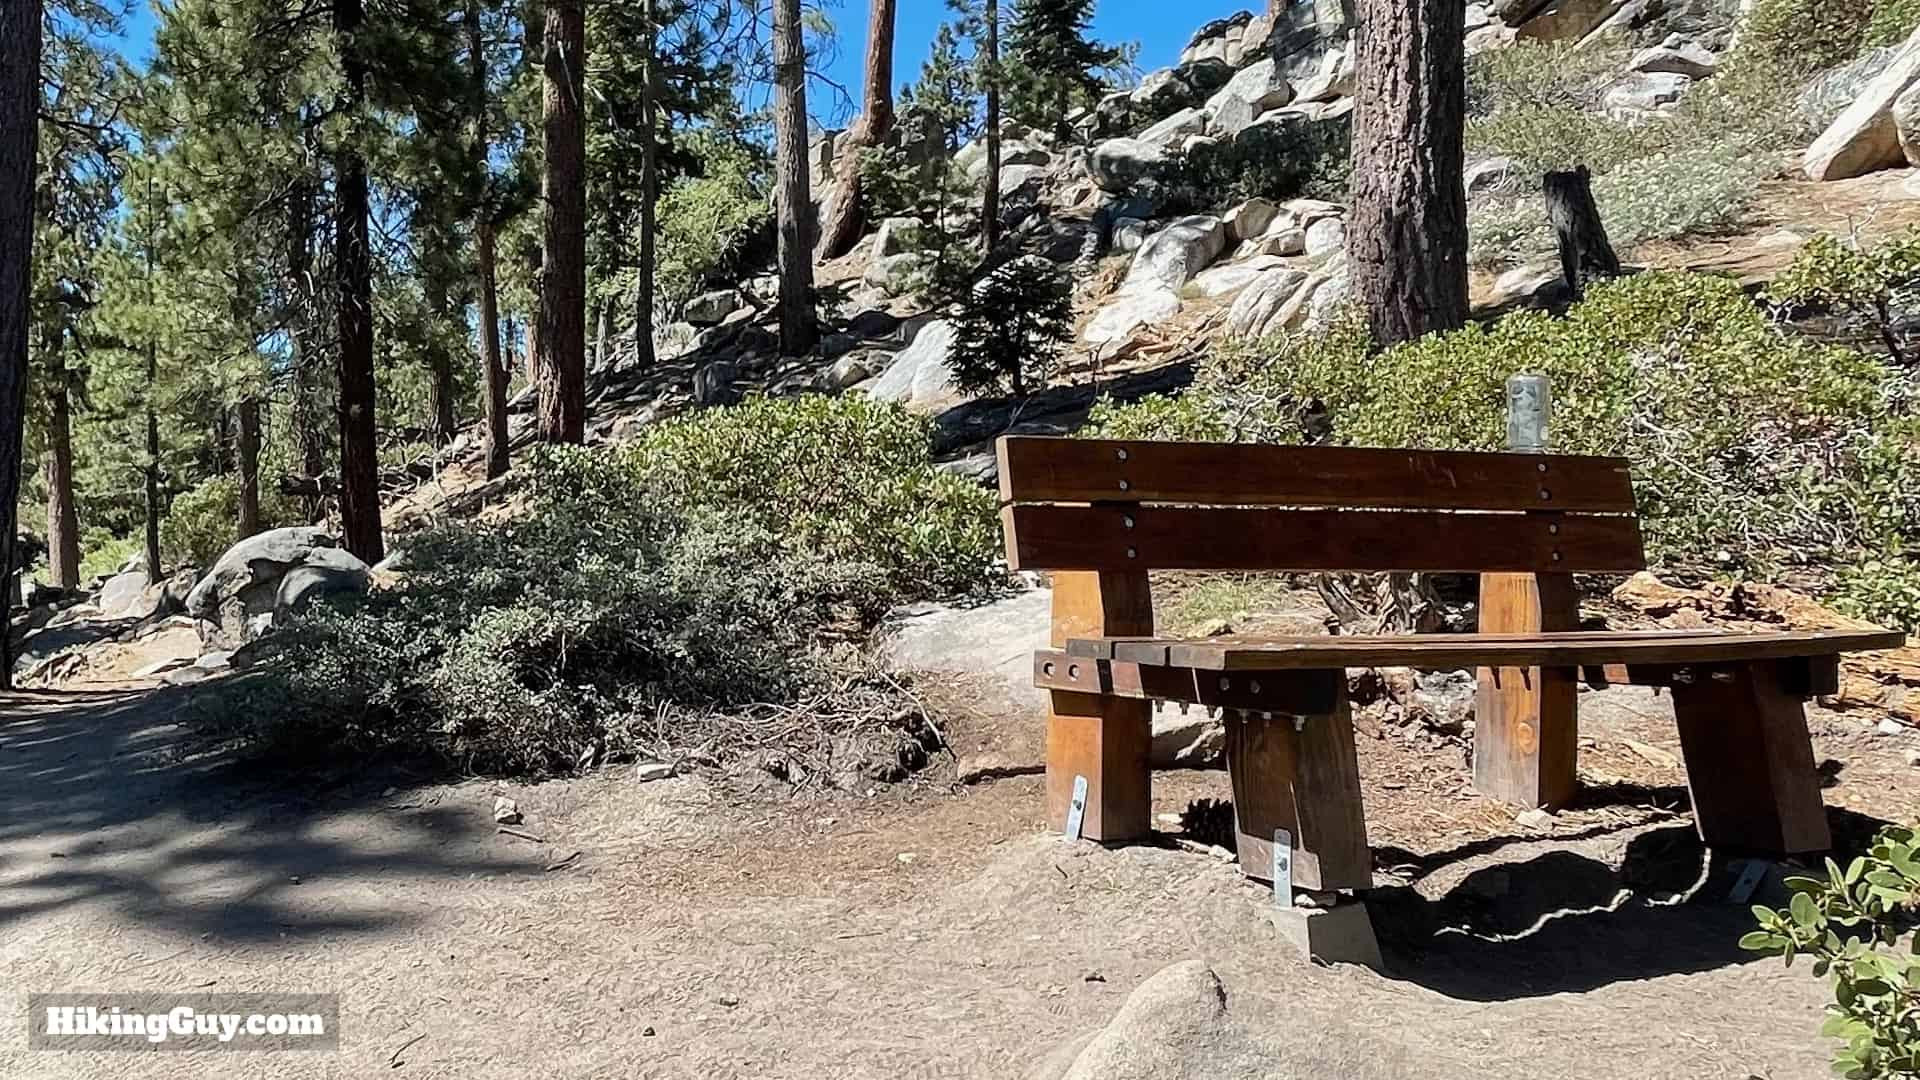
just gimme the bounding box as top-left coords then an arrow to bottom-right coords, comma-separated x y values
0,687 -> 540,943
1370,806 -> 1899,1002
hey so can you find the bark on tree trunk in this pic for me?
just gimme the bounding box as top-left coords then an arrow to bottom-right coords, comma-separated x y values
0,0 -> 40,682
334,0 -> 385,564
1350,0 -> 1469,346
469,6 -> 509,479
478,224 -> 509,479
427,276 -> 458,445
632,0 -> 658,370
287,176 -> 327,520
772,0 -> 817,356
592,297 -> 610,371
143,342 -> 162,582
982,0 -> 1001,253
814,0 -> 897,261
237,395 -> 261,539
1543,165 -> 1620,302
43,333 -> 79,590
535,0 -> 586,443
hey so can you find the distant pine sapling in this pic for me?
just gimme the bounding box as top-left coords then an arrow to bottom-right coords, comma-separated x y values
1742,824 -> 1920,1080
948,254 -> 1071,397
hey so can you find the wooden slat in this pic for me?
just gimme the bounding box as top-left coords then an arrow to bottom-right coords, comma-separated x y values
1581,655 -> 1840,696
1226,701 -> 1373,892
1034,651 -> 1340,713
1000,504 -> 1647,573
1063,629 -> 1909,671
996,436 -> 1637,512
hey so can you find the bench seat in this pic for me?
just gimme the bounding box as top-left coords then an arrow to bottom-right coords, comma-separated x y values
1061,629 -> 1907,671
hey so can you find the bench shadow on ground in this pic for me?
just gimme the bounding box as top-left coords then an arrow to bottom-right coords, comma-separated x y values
0,685 -> 539,944
1366,788 -> 1897,1002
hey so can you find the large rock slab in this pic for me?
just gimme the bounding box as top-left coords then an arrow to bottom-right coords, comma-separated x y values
1089,138 -> 1172,194
1223,268 -> 1311,337
1515,0 -> 1626,41
1124,215 -> 1229,292
879,588 -> 1053,715
1202,58 -> 1294,137
1896,79 -> 1920,166
185,527 -> 370,649
1805,25 -> 1920,181
1082,287 -> 1183,350
866,319 -> 964,412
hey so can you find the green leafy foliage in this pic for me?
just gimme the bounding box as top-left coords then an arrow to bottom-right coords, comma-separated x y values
1742,825 -> 1920,1079
1767,229 -> 1920,365
1867,0 -> 1920,46
948,255 -> 1073,396
158,475 -> 301,571
191,396 -> 1000,774
652,132 -> 772,310
1170,114 -> 1351,210
1837,556 -> 1920,632
1088,273 -> 1917,582
1003,0 -> 1128,137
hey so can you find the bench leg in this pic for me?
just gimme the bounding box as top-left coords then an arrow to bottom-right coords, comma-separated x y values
1472,571 -> 1579,809
1670,661 -> 1831,855
1224,677 -> 1372,892
1045,570 -> 1154,843
1046,690 -> 1152,842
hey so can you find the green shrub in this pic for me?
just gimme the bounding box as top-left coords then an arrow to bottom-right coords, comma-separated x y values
77,527 -> 139,583
159,474 -> 300,570
192,396 -> 998,775
1867,0 -> 1920,46
626,394 -> 1001,599
1735,0 -> 1874,72
1767,228 -> 1920,364
653,134 -> 771,309
1088,273 -> 1915,579
1837,556 -> 1920,632
1466,38 -> 1634,118
1169,113 -> 1351,210
1742,825 -> 1920,1079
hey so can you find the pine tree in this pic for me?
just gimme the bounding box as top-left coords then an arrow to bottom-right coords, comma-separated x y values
1004,0 -> 1120,139
535,0 -> 586,444
770,0 -> 815,355
899,21 -> 977,155
815,0 -> 897,260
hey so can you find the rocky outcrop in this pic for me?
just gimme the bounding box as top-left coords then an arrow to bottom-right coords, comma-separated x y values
1090,138 -> 1172,194
1202,59 -> 1294,137
866,319 -> 964,413
1514,0 -> 1627,41
1223,267 -> 1312,337
185,527 -> 371,649
1896,80 -> 1920,166
1124,215 -> 1229,292
1804,25 -> 1920,181
1630,37 -> 1717,79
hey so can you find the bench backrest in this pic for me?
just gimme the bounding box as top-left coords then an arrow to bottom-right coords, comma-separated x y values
995,436 -> 1646,574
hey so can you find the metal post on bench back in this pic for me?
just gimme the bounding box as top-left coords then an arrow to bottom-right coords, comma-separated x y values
1475,372 -> 1580,809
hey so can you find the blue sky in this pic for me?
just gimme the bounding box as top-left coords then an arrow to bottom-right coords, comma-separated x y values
114,0 -> 1245,125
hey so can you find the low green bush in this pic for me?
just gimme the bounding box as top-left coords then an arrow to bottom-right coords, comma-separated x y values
1089,273 -> 1917,594
192,396 -> 1001,775
77,527 -> 140,583
160,474 -> 300,570
1168,113 -> 1351,211
1466,37 -> 1634,118
1742,825 -> 1920,1079
1768,228 -> 1920,365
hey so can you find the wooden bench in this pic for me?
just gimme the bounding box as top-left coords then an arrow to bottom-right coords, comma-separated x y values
997,435 -> 1906,892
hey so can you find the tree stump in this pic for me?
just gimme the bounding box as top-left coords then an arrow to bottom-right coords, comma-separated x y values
1544,166 -> 1621,302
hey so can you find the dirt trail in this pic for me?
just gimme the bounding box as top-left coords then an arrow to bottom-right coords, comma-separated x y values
0,684 -> 1890,1079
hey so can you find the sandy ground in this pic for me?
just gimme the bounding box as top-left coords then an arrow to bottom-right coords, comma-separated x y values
4,673 -> 1917,1080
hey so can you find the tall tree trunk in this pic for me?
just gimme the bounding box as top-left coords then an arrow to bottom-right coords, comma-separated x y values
237,396 -> 261,539
426,277 -> 457,445
0,0 -> 39,681
814,0 -> 897,261
469,0 -> 509,480
592,297 -> 610,371
334,0 -> 385,563
144,342 -> 161,582
42,333 -> 78,589
478,224 -> 509,478
535,0 -> 586,443
981,0 -> 1001,253
1350,0 -> 1468,346
771,0 -> 817,355
631,0 -> 658,370
287,175 -> 327,515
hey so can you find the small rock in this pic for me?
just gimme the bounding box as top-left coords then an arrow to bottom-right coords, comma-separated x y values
1516,808 -> 1556,831
1877,718 -> 1909,736
1083,971 -> 1106,983
897,852 -> 919,865
642,1026 -> 656,1037
635,762 -> 674,783
717,995 -> 740,1008
492,796 -> 521,825
1293,888 -> 1339,909
1904,749 -> 1920,767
